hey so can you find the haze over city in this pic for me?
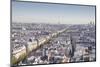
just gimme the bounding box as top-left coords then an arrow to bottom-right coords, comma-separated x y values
12,1 -> 95,24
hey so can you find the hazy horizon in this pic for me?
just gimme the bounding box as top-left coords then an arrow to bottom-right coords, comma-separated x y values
12,1 -> 95,24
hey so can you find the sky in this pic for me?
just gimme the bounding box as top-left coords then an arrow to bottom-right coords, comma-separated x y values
12,1 -> 96,24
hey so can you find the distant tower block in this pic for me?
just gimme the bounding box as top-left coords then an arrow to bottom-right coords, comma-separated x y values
42,48 -> 46,56
70,35 -> 76,57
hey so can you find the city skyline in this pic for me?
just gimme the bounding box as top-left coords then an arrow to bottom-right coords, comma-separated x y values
12,1 -> 96,24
